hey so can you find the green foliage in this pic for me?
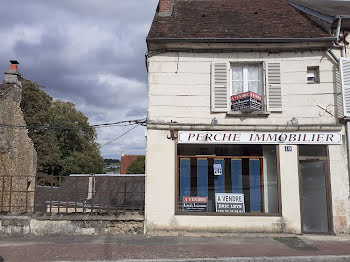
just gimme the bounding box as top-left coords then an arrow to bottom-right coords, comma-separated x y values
126,156 -> 145,174
20,79 -> 105,176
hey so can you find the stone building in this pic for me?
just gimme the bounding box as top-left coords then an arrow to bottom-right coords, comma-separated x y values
145,0 -> 350,234
0,61 -> 36,212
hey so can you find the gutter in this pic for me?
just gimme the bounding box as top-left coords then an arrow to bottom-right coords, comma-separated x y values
146,37 -> 336,44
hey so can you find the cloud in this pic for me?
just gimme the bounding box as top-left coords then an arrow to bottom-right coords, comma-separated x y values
0,0 -> 158,159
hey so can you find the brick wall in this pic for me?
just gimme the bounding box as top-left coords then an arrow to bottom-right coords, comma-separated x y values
159,0 -> 172,14
121,155 -> 140,174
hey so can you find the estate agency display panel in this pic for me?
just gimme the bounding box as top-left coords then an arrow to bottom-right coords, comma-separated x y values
177,144 -> 279,215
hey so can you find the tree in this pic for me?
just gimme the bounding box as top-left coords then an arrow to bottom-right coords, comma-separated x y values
20,79 -> 104,176
21,79 -> 61,176
126,156 -> 145,174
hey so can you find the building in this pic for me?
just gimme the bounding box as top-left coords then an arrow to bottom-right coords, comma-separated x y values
145,0 -> 350,234
0,61 -> 37,212
121,150 -> 145,174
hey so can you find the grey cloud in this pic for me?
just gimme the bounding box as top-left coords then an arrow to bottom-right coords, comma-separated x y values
0,0 -> 158,157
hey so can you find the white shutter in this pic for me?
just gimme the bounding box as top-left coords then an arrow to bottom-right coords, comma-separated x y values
340,58 -> 350,117
266,62 -> 282,112
211,62 -> 229,112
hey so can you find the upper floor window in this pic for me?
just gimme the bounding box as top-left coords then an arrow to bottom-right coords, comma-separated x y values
307,66 -> 320,84
231,65 -> 262,96
231,64 -> 263,113
211,61 -> 282,113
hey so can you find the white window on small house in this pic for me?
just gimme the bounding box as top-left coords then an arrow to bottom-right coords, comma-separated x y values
230,64 -> 263,113
307,66 -> 320,84
211,61 -> 282,113
231,65 -> 262,96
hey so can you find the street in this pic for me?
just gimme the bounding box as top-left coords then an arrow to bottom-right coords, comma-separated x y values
0,234 -> 350,261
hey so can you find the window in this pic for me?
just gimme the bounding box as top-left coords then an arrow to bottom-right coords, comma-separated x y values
177,144 -> 280,215
231,65 -> 263,96
230,64 -> 263,112
307,66 -> 320,84
212,61 -> 282,113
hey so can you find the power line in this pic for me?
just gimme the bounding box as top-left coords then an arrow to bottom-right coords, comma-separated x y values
0,118 -> 147,131
99,124 -> 140,148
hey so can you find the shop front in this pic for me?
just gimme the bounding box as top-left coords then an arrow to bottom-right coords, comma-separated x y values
172,130 -> 342,234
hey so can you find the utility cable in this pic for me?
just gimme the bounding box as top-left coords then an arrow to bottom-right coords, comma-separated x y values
0,118 -> 147,131
99,124 -> 140,148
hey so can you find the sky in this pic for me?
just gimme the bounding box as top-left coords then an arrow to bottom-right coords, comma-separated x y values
0,0 -> 159,159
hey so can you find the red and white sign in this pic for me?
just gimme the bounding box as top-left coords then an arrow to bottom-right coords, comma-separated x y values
178,131 -> 342,145
231,91 -> 262,102
183,197 -> 207,203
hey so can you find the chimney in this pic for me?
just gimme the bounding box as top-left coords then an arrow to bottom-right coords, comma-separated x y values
159,0 -> 173,16
4,60 -> 22,87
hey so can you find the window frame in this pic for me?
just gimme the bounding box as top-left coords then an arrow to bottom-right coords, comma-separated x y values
174,143 -> 282,217
229,62 -> 266,113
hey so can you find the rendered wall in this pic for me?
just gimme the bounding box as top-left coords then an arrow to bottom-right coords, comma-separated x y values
146,50 -> 350,234
148,51 -> 339,125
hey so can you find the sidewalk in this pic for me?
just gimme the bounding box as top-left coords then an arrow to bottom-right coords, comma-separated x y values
0,234 -> 349,262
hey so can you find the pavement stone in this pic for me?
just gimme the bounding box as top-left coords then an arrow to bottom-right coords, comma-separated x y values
0,234 -> 349,262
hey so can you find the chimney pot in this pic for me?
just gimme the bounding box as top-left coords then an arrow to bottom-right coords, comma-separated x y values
9,60 -> 19,70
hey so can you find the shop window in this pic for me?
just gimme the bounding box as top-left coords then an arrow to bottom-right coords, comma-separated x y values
177,144 -> 280,215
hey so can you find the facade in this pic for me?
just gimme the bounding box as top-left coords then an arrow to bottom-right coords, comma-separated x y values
145,0 -> 350,234
0,61 -> 37,212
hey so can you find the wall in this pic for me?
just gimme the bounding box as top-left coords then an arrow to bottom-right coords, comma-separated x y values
148,51 -> 339,126
146,49 -> 350,234
0,214 -> 144,235
0,79 -> 37,212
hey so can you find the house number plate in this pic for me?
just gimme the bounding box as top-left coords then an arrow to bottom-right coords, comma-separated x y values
285,146 -> 292,152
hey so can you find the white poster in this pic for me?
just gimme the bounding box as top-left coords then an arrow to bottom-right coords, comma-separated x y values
215,193 -> 245,213
213,164 -> 222,176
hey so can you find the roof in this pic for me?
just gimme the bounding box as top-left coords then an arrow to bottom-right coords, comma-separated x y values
147,0 -> 333,42
288,0 -> 350,17
0,83 -> 12,97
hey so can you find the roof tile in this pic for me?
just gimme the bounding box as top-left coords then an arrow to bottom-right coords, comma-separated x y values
147,0 -> 331,41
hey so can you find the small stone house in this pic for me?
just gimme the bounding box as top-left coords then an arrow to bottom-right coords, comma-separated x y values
145,0 -> 350,235
0,61 -> 36,212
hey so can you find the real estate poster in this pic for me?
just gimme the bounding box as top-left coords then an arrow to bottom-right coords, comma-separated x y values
215,193 -> 245,213
183,196 -> 208,212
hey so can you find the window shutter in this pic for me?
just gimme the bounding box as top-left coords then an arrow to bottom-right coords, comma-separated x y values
266,62 -> 282,112
211,62 -> 229,112
340,58 -> 350,117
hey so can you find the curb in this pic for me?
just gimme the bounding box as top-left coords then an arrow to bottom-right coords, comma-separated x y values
68,255 -> 350,262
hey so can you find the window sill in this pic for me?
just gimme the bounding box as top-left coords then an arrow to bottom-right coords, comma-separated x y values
175,211 -> 281,217
226,111 -> 271,117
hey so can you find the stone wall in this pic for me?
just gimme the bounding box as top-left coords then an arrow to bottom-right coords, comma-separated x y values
0,68 -> 37,213
0,214 -> 144,235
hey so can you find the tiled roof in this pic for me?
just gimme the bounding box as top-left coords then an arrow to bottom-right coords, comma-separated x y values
147,0 -> 332,42
289,0 -> 350,17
